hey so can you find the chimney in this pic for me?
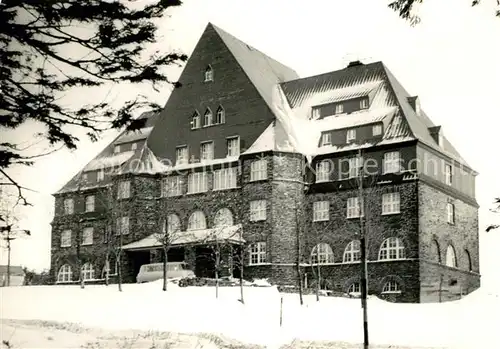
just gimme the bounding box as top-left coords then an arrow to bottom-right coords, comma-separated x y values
347,60 -> 364,68
428,126 -> 443,147
407,96 -> 421,116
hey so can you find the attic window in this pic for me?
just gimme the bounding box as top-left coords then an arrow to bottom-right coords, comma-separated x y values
204,66 -> 213,82
191,111 -> 201,129
204,108 -> 213,127
312,108 -> 320,119
215,106 -> 225,124
131,143 -> 137,151
372,124 -> 382,136
360,99 -> 369,109
114,145 -> 121,154
335,104 -> 344,114
346,129 -> 356,143
321,133 -> 331,146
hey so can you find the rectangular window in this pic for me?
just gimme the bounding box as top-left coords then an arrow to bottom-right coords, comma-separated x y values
187,172 -> 208,194
445,164 -> 453,185
85,195 -> 95,212
248,242 -> 267,265
82,173 -> 88,181
311,108 -> 320,119
335,104 -> 344,114
313,201 -> 330,221
250,200 -> 266,221
447,202 -> 455,224
316,160 -> 331,183
321,133 -> 331,146
191,113 -> 201,129
162,176 -> 183,197
347,197 -> 363,218
213,167 -> 238,190
382,192 -> 401,215
227,137 -> 240,157
383,151 -> 401,174
114,145 -> 121,154
372,124 -> 382,136
82,227 -> 93,246
176,146 -> 188,165
116,216 -> 129,235
63,198 -> 74,215
97,170 -> 104,182
346,129 -> 356,143
61,230 -> 71,247
117,180 -> 131,199
131,142 -> 138,151
360,99 -> 369,109
250,159 -> 267,181
348,156 -> 362,178
200,141 -> 214,161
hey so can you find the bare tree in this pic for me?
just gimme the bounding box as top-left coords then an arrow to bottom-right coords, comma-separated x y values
232,228 -> 247,304
292,195 -> 304,306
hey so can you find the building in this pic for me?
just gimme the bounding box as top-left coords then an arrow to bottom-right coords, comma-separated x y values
50,23 -> 480,303
0,265 -> 25,287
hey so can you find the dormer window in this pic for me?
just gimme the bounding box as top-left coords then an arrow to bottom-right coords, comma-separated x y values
131,143 -> 137,151
312,108 -> 320,119
346,129 -> 356,143
360,99 -> 369,109
321,133 -> 331,146
114,145 -> 121,154
204,66 -> 213,82
216,106 -> 225,124
372,124 -> 382,136
191,111 -> 201,129
204,108 -> 213,127
335,104 -> 344,114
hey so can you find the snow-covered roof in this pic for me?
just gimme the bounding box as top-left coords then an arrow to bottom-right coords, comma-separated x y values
121,224 -> 244,251
114,127 -> 154,145
83,151 -> 135,172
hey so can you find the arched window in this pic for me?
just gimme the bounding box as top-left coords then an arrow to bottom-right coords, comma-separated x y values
191,111 -> 200,129
347,282 -> 361,296
431,239 -> 441,263
166,214 -> 181,233
446,244 -> 457,268
378,237 -> 406,260
214,208 -> 234,227
188,211 -> 206,230
81,262 -> 95,281
204,66 -> 213,82
311,243 -> 334,265
343,240 -> 361,263
465,249 -> 472,271
57,264 -> 72,283
216,106 -> 225,124
382,280 -> 402,294
204,108 -> 213,127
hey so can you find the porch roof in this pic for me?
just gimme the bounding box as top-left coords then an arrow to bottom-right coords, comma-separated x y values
121,224 -> 244,251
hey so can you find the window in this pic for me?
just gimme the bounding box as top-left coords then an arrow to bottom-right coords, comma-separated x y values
465,249 -> 472,271
81,263 -> 95,281
176,146 -> 188,165
57,264 -> 72,283
335,104 -> 344,114
383,151 -> 401,174
313,201 -> 329,221
372,124 -> 382,136
250,159 -> 267,181
117,180 -> 131,199
214,208 -> 234,227
321,133 -> 332,146
204,109 -> 213,127
188,211 -> 206,230
378,237 -> 406,260
431,240 -> 441,263
215,106 -> 225,124
360,99 -> 369,109
82,173 -> 88,181
382,280 -> 401,294
445,164 -> 453,185
97,170 -> 104,182
312,108 -> 320,119
382,192 -> 400,215
347,282 -> 360,295
204,66 -> 213,82
446,245 -> 457,268
82,227 -> 93,246
213,167 -> 237,190
131,142 -> 137,151
348,156 -> 362,178
347,197 -> 363,218
63,198 -> 74,215
166,214 -> 181,233
346,129 -> 356,143
227,137 -> 240,157
311,243 -> 334,264
187,172 -> 208,193
85,195 -> 95,213
316,160 -> 331,182
61,230 -> 72,247
250,200 -> 266,221
447,202 -> 455,224
200,141 -> 214,161
114,145 -> 121,154
248,242 -> 267,265
191,111 -> 201,129
343,240 -> 361,263
162,176 -> 183,197
116,216 -> 129,235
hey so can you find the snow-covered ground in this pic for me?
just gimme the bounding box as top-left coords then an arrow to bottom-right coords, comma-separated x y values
1,232 -> 499,349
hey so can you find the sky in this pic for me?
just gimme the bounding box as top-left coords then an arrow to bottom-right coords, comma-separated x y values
1,0 -> 499,271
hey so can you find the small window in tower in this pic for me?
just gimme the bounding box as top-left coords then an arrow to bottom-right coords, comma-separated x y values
204,66 -> 213,82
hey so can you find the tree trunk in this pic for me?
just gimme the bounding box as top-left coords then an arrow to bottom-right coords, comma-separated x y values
104,253 -> 110,286
215,247 -> 220,299
162,248 -> 168,291
117,252 -> 122,292
80,270 -> 85,289
6,234 -> 11,287
239,246 -> 245,304
316,265 -> 321,302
